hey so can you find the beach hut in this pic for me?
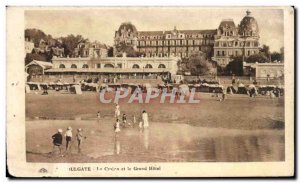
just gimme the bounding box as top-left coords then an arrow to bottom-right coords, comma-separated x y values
179,84 -> 190,95
199,83 -> 210,92
25,84 -> 30,93
27,82 -> 41,90
39,83 -> 48,90
70,85 -> 82,94
142,83 -> 153,93
237,83 -> 248,94
192,84 -> 201,92
227,85 -> 237,94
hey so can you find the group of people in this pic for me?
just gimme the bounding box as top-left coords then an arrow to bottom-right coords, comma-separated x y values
114,104 -> 149,134
50,103 -> 149,156
51,126 -> 86,156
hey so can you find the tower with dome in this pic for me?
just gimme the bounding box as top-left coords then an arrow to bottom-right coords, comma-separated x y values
213,10 -> 260,67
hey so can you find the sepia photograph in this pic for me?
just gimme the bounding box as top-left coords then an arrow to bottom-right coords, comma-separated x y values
6,6 -> 294,177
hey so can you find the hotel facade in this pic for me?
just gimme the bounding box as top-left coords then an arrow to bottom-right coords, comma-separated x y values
26,10 -> 270,81
114,10 -> 261,68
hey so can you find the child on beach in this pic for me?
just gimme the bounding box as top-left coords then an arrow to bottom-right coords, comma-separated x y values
76,128 -> 86,154
51,129 -> 63,155
65,126 -> 73,152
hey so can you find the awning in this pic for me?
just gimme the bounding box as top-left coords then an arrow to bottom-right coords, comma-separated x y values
45,68 -> 170,73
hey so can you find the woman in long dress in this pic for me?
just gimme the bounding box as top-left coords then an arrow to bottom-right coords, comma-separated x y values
115,104 -> 120,118
114,119 -> 121,133
142,110 -> 149,128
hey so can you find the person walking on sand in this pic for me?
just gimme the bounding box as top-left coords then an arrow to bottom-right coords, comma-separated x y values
114,119 -> 121,134
97,111 -> 101,127
65,126 -> 73,152
76,128 -> 86,154
222,88 -> 227,101
115,104 -> 120,119
142,110 -> 149,128
122,113 -> 127,127
51,129 -> 63,155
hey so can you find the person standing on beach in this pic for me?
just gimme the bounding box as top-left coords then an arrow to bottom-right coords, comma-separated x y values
222,88 -> 227,101
65,126 -> 73,152
142,110 -> 149,128
133,114 -> 137,127
97,111 -> 101,130
114,119 -> 121,135
115,104 -> 120,119
76,128 -> 86,154
51,129 -> 63,155
122,113 -> 127,127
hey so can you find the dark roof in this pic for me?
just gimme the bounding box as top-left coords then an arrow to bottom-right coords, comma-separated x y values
137,29 -> 217,37
218,19 -> 236,29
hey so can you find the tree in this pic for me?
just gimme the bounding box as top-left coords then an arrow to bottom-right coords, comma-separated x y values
280,47 -> 284,61
115,42 -> 142,57
186,51 -> 215,75
226,56 -> 244,76
271,52 -> 283,62
259,44 -> 271,61
246,53 -> 269,63
25,29 -> 47,47
61,34 -> 87,57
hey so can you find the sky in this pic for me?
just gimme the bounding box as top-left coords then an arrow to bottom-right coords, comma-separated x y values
25,7 -> 284,52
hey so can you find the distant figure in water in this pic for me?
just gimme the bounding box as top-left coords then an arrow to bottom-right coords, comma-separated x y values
114,119 -> 121,134
76,128 -> 86,154
65,126 -> 73,152
114,135 -> 121,155
97,111 -> 101,120
133,114 -> 137,127
139,121 -> 143,130
142,110 -> 149,128
51,129 -> 63,155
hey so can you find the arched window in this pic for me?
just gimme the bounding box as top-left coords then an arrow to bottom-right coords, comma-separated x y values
71,64 -> 77,68
104,64 -> 114,68
132,64 -> 140,69
82,64 -> 89,68
158,64 -> 166,68
145,64 -> 153,68
59,64 -> 65,68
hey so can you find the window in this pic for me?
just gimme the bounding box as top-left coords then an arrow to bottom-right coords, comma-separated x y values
104,64 -> 114,68
145,64 -> 153,68
97,64 -> 101,68
158,64 -> 166,68
59,64 -> 65,68
82,64 -> 88,68
71,64 -> 77,68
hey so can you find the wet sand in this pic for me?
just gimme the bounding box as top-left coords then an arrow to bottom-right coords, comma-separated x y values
26,119 -> 284,162
26,91 -> 284,130
25,92 -> 285,162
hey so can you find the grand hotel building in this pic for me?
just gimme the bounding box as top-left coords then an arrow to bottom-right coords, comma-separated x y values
114,10 -> 260,67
